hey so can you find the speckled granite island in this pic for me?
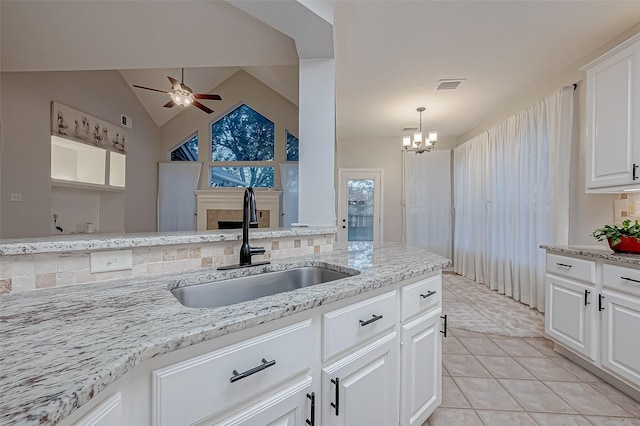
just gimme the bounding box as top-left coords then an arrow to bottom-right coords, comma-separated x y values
0,242 -> 451,426
541,244 -> 640,400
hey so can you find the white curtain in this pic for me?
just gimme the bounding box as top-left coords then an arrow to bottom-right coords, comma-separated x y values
280,163 -> 299,227
405,150 -> 452,259
453,86 -> 574,312
157,162 -> 202,232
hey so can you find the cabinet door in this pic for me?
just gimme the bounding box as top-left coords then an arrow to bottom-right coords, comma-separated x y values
214,378 -> 314,426
401,309 -> 442,426
586,40 -> 640,189
322,332 -> 399,426
73,393 -> 121,426
545,275 -> 596,360
600,290 -> 640,388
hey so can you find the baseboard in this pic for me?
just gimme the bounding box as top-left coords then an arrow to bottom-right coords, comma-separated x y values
553,343 -> 640,402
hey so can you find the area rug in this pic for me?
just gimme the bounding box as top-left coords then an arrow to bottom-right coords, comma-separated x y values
442,272 -> 545,337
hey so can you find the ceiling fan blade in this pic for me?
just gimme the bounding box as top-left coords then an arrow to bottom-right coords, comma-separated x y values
133,84 -> 168,94
192,100 -> 214,114
181,83 -> 193,93
163,100 -> 175,108
194,93 -> 223,101
167,76 -> 182,91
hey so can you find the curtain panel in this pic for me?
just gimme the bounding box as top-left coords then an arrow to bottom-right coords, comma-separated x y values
453,86 -> 574,312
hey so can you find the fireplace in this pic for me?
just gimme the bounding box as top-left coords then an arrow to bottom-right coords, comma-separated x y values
196,188 -> 281,231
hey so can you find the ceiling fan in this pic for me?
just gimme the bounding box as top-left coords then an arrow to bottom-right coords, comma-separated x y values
132,68 -> 222,114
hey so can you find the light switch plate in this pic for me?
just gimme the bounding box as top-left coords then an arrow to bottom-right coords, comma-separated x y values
90,250 -> 133,273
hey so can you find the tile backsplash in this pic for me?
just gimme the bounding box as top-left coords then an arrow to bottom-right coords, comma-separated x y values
614,193 -> 640,225
0,234 -> 335,295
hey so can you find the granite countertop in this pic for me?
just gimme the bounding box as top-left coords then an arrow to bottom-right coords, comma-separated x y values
541,244 -> 640,266
0,227 -> 337,256
0,242 -> 451,426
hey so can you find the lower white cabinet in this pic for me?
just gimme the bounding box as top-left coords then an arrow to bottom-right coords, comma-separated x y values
545,275 -> 596,360
152,320 -> 312,426
73,393 -> 121,426
62,271 -> 444,426
545,252 -> 640,395
400,309 -> 443,426
321,332 -> 399,426
600,290 -> 640,387
215,378 -> 314,426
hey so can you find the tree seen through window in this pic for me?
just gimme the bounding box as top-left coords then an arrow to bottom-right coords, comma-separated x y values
211,104 -> 274,187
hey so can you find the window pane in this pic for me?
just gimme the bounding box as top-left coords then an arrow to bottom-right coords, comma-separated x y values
171,134 -> 198,161
211,104 -> 274,162
286,131 -> 299,161
211,166 -> 274,188
347,179 -> 374,241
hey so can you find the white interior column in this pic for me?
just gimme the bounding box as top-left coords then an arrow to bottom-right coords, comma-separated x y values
299,58 -> 336,226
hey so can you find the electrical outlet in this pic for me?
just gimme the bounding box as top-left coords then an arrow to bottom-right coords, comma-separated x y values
90,250 -> 133,273
11,193 -> 22,202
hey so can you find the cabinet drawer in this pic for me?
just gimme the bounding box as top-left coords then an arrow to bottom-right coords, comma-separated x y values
546,254 -> 596,284
323,291 -> 397,361
603,264 -> 640,297
152,320 -> 312,426
401,275 -> 442,321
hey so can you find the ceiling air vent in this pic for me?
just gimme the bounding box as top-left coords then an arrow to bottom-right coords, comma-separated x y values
435,79 -> 466,91
403,127 -> 418,132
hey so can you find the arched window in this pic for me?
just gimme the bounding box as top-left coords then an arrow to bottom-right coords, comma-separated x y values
210,104 -> 274,187
171,133 -> 198,161
286,130 -> 299,161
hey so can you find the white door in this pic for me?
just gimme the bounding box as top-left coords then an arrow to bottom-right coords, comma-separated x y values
158,162 -> 202,232
600,290 -> 640,388
545,275 -> 596,360
322,333 -> 398,426
586,41 -> 640,189
337,169 -> 383,243
401,309 -> 442,426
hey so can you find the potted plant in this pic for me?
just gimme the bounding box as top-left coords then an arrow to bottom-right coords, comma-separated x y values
592,219 -> 640,253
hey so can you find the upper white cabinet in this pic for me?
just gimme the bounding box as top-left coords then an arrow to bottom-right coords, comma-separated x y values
51,136 -> 126,190
584,34 -> 640,192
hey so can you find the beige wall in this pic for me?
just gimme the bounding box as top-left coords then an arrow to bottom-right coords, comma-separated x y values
336,135 -> 457,242
159,70 -> 299,190
0,70 -> 161,238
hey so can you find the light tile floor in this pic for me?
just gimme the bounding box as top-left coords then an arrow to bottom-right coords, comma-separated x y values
424,327 -> 640,425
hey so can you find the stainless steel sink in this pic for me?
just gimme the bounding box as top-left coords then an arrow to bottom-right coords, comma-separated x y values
171,266 -> 356,309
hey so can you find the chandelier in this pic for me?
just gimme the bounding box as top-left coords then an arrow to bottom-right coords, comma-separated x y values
403,107 -> 437,154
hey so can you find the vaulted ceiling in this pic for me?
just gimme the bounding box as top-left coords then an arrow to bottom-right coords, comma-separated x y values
1,1 -> 639,143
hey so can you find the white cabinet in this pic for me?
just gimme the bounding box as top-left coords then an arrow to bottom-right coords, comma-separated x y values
215,378 -> 314,426
321,332 -> 399,426
584,34 -> 640,191
545,250 -> 640,395
73,393 -> 122,426
545,275 -> 596,360
152,320 -> 312,426
600,290 -> 640,388
400,309 -> 442,426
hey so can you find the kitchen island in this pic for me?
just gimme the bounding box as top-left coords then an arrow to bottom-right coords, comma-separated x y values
0,242 -> 451,426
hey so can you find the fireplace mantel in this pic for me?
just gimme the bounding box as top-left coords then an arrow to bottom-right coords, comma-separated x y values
195,188 -> 282,231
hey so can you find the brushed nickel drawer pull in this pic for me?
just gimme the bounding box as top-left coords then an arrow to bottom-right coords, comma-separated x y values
359,314 -> 383,327
420,290 -> 437,299
230,358 -> 276,383
621,276 -> 640,284
556,263 -> 572,268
